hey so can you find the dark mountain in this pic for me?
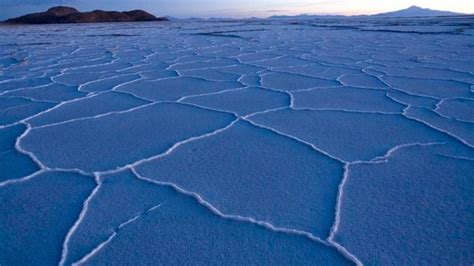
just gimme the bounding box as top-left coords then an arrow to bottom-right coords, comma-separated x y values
4,6 -> 168,24
373,5 -> 464,17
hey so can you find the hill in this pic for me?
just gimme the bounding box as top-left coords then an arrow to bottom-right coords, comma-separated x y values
4,6 -> 168,24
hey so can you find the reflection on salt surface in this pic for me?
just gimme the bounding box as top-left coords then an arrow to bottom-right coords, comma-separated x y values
0,16 -> 473,265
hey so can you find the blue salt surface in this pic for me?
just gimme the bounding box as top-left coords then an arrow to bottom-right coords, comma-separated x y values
0,171 -> 96,265
3,83 -> 87,102
237,52 -> 280,62
118,62 -> 170,73
370,65 -> 474,83
382,76 -> 472,98
0,78 -> 51,92
184,87 -> 290,116
79,74 -> 141,92
0,124 -> 25,152
0,125 -> 39,182
250,108 -> 456,162
0,57 -> 19,68
53,72 -> 108,86
405,107 -> 474,148
274,64 -> 362,80
82,171 -> 350,265
0,97 -> 30,110
139,70 -> 178,80
65,60 -> 132,73
21,103 -> 235,172
386,91 -> 439,108
239,75 -> 261,86
335,145 -> 474,265
0,101 -> 55,126
252,56 -> 312,68
169,58 -> 239,71
118,77 -> 243,101
179,69 -> 240,81
437,98 -> 474,123
1,17 -> 473,265
0,150 -> 39,182
338,74 -> 387,89
261,72 -> 340,91
61,170 -> 176,265
26,91 -> 150,127
220,64 -> 265,75
136,120 -> 342,237
292,87 -> 404,112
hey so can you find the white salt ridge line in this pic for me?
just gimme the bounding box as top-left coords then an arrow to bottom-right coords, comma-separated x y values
97,118 -> 239,176
113,87 -> 157,103
30,102 -> 156,130
255,83 -> 296,105
31,98 -> 237,129
77,73 -> 139,92
243,117 -> 346,163
328,163 -> 350,244
0,169 -> 46,188
367,142 -> 445,164
292,107 -> 403,115
31,58 -> 105,73
297,55 -> 360,70
378,75 -> 469,101
60,57 -> 120,72
432,98 -> 474,124
327,142 -> 444,266
403,108 -> 474,149
15,123 -> 46,169
20,90 -> 105,124
243,106 -> 289,120
438,153 -> 474,161
0,149 -> 15,156
3,94 -> 60,104
168,61 -> 241,72
72,203 -> 165,266
0,167 -> 94,188
0,81 -> 56,96
131,170 -> 363,265
361,66 -> 386,77
237,54 -> 286,64
336,74 -> 387,90
237,74 -> 262,86
177,86 -> 250,102
259,69 -> 342,85
0,102 -> 37,113
59,175 -> 102,266
1,77 -> 149,128
290,85 -> 345,93
432,108 -> 474,124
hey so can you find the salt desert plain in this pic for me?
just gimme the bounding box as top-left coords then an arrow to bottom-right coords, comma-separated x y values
1,16 -> 473,265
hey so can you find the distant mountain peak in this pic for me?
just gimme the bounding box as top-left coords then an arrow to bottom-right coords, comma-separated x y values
374,5 -> 464,17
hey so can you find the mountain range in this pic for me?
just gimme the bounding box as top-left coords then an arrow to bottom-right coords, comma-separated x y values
3,5 -> 468,24
269,6 -> 465,20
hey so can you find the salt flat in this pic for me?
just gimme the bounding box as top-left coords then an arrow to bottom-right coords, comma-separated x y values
0,16 -> 473,265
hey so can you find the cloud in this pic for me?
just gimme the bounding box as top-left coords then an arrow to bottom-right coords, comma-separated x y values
266,9 -> 289,13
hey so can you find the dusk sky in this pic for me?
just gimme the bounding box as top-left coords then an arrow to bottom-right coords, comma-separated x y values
1,0 -> 473,20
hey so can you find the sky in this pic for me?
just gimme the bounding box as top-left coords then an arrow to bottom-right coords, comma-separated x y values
1,0 -> 473,20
